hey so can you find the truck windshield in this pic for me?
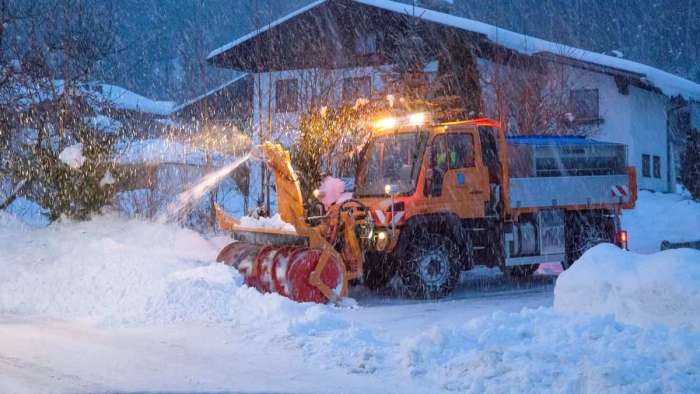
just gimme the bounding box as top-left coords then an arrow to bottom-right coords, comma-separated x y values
355,131 -> 427,196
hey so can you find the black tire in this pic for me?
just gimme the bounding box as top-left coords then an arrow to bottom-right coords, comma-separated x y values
398,234 -> 461,299
501,264 -> 538,279
565,211 -> 616,267
362,252 -> 395,291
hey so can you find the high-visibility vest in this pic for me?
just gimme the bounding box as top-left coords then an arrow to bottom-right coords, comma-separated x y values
436,152 -> 447,166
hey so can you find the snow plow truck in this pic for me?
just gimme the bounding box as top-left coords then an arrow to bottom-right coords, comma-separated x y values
214,115 -> 636,303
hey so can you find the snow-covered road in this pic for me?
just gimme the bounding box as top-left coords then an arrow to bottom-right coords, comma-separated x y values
343,270 -> 555,336
0,272 -> 556,394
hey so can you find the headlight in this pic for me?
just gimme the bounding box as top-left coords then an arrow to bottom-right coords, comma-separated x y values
375,231 -> 389,251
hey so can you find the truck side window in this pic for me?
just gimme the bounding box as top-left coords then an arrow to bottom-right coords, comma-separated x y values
479,126 -> 501,183
426,133 -> 475,197
428,135 -> 448,196
447,134 -> 475,169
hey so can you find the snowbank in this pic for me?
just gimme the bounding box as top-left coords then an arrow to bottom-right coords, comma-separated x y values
554,244 -> 700,330
400,308 -> 700,393
622,190 -> 700,253
0,211 -> 29,232
239,213 -> 296,232
0,214 -> 311,326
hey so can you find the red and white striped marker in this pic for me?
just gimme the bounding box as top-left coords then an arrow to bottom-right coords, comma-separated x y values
610,185 -> 629,198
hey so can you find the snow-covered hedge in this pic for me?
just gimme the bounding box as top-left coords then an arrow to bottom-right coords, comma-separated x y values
554,244 -> 700,329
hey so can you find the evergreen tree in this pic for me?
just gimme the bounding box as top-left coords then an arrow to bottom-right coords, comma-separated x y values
680,130 -> 700,201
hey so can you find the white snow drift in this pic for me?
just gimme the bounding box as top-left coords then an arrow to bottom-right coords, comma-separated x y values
622,190 -> 700,253
400,308 -> 700,393
555,243 -> 700,330
0,213 -> 314,327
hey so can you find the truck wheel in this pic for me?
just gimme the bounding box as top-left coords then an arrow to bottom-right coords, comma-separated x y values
398,234 -> 460,299
566,212 -> 615,266
362,252 -> 395,290
501,264 -> 538,279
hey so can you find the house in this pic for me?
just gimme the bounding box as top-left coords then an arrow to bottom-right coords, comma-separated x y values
170,73 -> 254,133
206,0 -> 700,193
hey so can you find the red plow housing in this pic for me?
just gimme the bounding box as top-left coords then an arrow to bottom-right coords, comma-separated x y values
216,234 -> 346,304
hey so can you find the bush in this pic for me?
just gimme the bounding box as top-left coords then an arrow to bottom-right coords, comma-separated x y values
10,125 -> 119,221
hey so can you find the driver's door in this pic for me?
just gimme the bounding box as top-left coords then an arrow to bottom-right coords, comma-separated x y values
419,128 -> 490,218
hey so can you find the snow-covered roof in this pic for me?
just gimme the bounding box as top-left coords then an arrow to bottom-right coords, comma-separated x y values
2,79 -> 175,115
84,83 -> 175,116
207,0 -> 325,60
208,0 -> 700,101
171,73 -> 249,114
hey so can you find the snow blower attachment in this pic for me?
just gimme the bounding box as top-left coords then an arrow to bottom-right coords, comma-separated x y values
214,143 -> 369,304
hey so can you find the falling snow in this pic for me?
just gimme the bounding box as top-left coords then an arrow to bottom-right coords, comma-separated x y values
0,1 -> 699,393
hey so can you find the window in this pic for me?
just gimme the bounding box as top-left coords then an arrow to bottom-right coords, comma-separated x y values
431,134 -> 475,170
355,32 -> 377,55
427,133 -> 475,196
653,155 -> 661,178
355,131 -> 427,196
275,79 -> 298,113
447,134 -> 475,169
570,89 -> 599,121
342,76 -> 372,103
642,154 -> 651,177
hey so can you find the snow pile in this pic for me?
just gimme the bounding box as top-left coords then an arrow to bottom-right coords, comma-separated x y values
622,190 -> 700,253
0,214 -> 311,326
239,213 -> 296,232
141,263 -> 323,327
88,114 -> 122,134
400,308 -> 700,393
0,211 -> 29,232
554,244 -> 700,330
58,143 -> 85,169
93,83 -> 175,115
